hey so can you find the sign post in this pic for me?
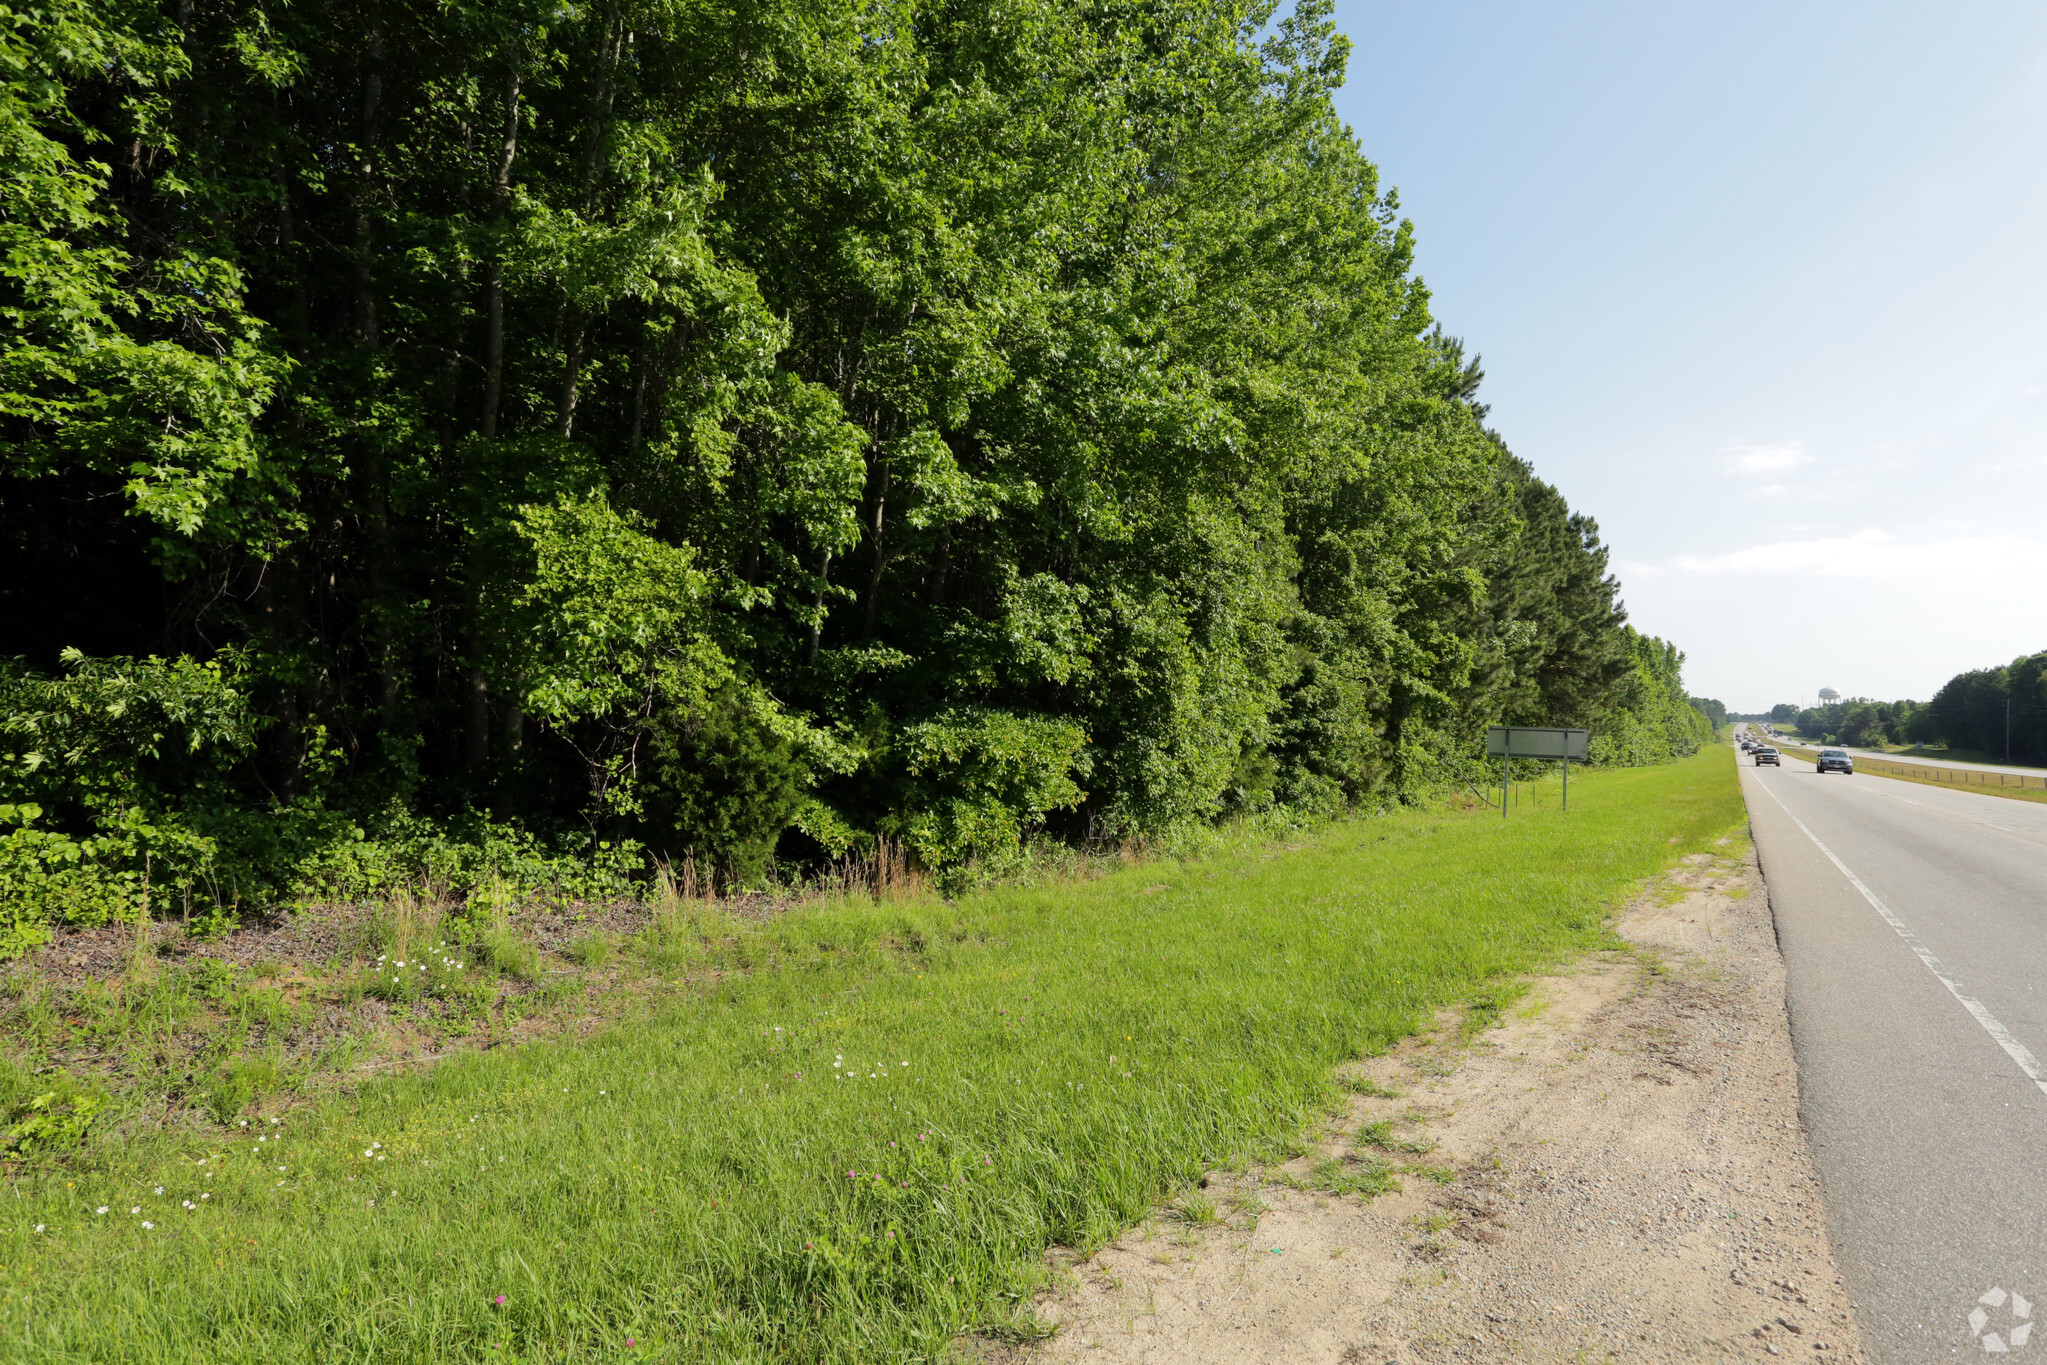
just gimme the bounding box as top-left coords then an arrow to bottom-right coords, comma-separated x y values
1484,726 -> 1592,816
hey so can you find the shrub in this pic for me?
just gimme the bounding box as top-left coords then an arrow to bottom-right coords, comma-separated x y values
643,685 -> 812,886
0,818 -> 137,958
1,1074 -> 106,1157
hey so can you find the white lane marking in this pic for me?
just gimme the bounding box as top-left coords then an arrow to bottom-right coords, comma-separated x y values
1751,774 -> 2047,1099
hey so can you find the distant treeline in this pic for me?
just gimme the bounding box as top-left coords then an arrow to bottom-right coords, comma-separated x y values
1738,650 -> 2047,760
0,0 -> 1710,946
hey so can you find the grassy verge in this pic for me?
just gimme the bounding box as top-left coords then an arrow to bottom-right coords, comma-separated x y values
1771,745 -> 2047,804
1860,744 -> 2045,771
0,748 -> 1741,1363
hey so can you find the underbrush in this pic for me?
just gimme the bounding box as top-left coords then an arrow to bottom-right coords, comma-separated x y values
0,748 -> 1741,1363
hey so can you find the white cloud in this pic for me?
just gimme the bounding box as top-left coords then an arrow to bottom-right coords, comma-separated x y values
1722,440 -> 1812,476
1661,529 -> 2047,580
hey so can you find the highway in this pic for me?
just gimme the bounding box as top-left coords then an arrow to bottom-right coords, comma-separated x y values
1751,730 -> 2046,781
1740,728 -> 2047,1360
1833,746 -> 2047,783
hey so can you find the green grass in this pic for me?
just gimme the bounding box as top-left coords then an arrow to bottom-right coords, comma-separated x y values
1354,1119 -> 1435,1156
0,748 -> 1741,1363
1301,1155 -> 1399,1199
1863,743 -> 2045,771
1771,744 -> 2047,804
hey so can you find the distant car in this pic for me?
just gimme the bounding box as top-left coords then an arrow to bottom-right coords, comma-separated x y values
1753,747 -> 1780,766
1816,748 -> 1854,774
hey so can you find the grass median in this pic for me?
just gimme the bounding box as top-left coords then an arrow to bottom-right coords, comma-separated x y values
0,747 -> 1741,1363
1770,745 -> 2047,805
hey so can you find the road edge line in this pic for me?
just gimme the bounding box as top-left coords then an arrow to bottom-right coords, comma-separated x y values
1749,774 -> 2047,1099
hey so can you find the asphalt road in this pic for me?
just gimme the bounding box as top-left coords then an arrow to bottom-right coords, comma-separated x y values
1739,729 -> 2047,1361
1832,746 -> 2047,783
1751,734 -> 2047,780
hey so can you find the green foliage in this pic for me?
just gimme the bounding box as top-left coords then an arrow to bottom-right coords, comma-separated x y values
1913,653 -> 2047,760
1779,653 -> 2047,762
0,817 -> 135,955
293,814 -> 646,909
897,708 -> 1091,868
0,750 -> 1745,1360
1784,695 -> 1931,749
202,1058 -> 280,1126
185,958 -> 238,1003
0,0 -> 1713,948
644,687 -> 813,885
0,650 -> 254,881
1588,631 -> 1715,767
1,1072 -> 105,1158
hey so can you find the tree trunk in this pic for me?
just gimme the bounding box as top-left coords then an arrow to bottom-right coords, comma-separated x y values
861,491 -> 886,639
270,103 -> 309,348
351,39 -> 401,730
806,550 -> 833,662
554,20 -> 625,440
250,563 -> 304,800
505,680 -> 525,755
350,46 -> 383,348
627,328 -> 650,451
465,667 -> 490,776
363,450 -> 401,721
479,63 -> 521,438
556,308 -> 585,438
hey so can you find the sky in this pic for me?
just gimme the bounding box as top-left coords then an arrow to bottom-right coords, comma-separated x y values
1324,1 -> 2047,713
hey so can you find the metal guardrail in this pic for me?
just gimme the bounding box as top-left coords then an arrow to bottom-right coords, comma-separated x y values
1769,745 -> 2047,795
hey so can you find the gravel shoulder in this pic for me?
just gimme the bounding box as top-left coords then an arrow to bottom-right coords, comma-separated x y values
1019,844 -> 1866,1363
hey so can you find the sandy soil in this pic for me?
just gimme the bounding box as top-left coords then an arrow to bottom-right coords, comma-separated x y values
1019,845 -> 1867,1364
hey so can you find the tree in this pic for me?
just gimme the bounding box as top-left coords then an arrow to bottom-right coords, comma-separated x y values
0,0 -> 1718,946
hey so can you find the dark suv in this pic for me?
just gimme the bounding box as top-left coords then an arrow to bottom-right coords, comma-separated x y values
1752,747 -> 1781,766
1816,748 -> 1854,775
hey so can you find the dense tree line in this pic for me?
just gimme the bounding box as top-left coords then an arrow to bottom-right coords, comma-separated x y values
1766,650 -> 2047,760
0,0 -> 1707,944
1783,697 -> 1924,749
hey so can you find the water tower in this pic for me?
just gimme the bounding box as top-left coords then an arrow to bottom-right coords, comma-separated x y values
1817,687 -> 1840,702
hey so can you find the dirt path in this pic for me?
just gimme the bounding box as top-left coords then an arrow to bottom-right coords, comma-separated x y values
1022,845 -> 1867,1363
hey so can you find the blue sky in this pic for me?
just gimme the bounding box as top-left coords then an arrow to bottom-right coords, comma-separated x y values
1325,1 -> 2047,712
